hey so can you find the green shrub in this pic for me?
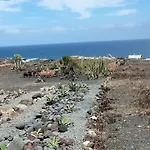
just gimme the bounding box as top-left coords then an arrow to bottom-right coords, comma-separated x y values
0,144 -> 8,150
65,105 -> 74,112
46,94 -> 55,105
48,137 -> 60,147
31,128 -> 41,137
58,116 -> 70,126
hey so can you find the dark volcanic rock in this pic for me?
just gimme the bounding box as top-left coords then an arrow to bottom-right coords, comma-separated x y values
58,124 -> 68,133
34,122 -> 43,131
16,122 -> 25,130
32,93 -> 43,99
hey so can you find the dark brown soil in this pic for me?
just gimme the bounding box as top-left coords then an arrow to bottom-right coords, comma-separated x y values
85,59 -> 150,150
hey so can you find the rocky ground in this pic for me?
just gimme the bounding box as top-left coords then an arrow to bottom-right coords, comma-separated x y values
83,59 -> 150,150
2,58 -> 150,150
0,63 -> 102,150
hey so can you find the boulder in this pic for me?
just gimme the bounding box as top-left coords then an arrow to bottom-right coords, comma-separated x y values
8,135 -> 25,150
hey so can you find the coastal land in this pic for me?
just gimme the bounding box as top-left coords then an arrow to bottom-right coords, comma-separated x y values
0,57 -> 150,150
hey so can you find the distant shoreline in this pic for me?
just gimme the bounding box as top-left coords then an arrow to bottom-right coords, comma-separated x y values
0,39 -> 150,59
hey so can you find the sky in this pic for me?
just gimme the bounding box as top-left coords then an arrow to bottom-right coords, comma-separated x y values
0,0 -> 150,46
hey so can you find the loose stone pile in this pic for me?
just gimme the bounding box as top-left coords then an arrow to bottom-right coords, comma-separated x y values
0,89 -> 26,103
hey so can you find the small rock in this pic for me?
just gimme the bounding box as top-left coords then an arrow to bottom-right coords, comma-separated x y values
32,93 -> 43,99
19,100 -> 32,106
50,122 -> 58,132
138,125 -> 142,128
19,130 -> 26,136
83,141 -> 90,149
37,97 -> 42,101
35,114 -> 42,119
15,104 -> 27,111
87,109 -> 92,115
37,135 -> 44,141
87,130 -> 97,138
27,135 -> 36,141
52,132 -> 59,136
34,146 -> 43,150
8,135 -> 25,150
33,99 -> 38,103
43,138 -> 50,143
24,140 -> 31,145
27,126 -> 34,133
0,89 -> 5,95
34,122 -> 43,131
59,137 -> 73,146
16,122 -> 25,130
44,130 -> 53,138
8,136 -> 13,141
44,147 -> 53,150
47,123 -> 52,130
90,116 -> 97,121
58,124 -> 68,133
24,143 -> 33,150
33,139 -> 41,144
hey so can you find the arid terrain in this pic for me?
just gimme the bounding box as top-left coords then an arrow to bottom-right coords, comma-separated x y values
84,59 -> 150,150
1,58 -> 150,150
0,59 -> 101,150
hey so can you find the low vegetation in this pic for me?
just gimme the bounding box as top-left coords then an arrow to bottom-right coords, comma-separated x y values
48,137 -> 60,148
0,144 -> 8,150
58,115 -> 70,126
13,54 -> 23,70
12,53 -> 112,80
60,56 -> 111,80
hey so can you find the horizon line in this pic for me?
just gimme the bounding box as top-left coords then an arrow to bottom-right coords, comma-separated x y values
0,38 -> 150,48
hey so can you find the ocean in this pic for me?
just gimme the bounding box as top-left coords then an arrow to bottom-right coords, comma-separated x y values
0,39 -> 150,60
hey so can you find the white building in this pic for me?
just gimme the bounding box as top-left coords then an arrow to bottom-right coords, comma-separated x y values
128,54 -> 143,59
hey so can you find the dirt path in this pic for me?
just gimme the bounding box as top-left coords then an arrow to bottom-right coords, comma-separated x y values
61,80 -> 100,150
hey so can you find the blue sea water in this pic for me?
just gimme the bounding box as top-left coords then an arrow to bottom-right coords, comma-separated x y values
0,39 -> 150,59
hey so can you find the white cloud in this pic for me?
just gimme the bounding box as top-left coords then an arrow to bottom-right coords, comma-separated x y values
0,24 -> 66,34
37,0 -> 127,19
0,25 -> 21,33
0,0 -> 28,12
99,23 -> 140,29
105,9 -> 137,16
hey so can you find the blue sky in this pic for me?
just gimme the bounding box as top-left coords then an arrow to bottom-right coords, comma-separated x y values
0,0 -> 150,46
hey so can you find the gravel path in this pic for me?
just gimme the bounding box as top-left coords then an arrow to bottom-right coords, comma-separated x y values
61,80 -> 100,150
0,79 -> 101,149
